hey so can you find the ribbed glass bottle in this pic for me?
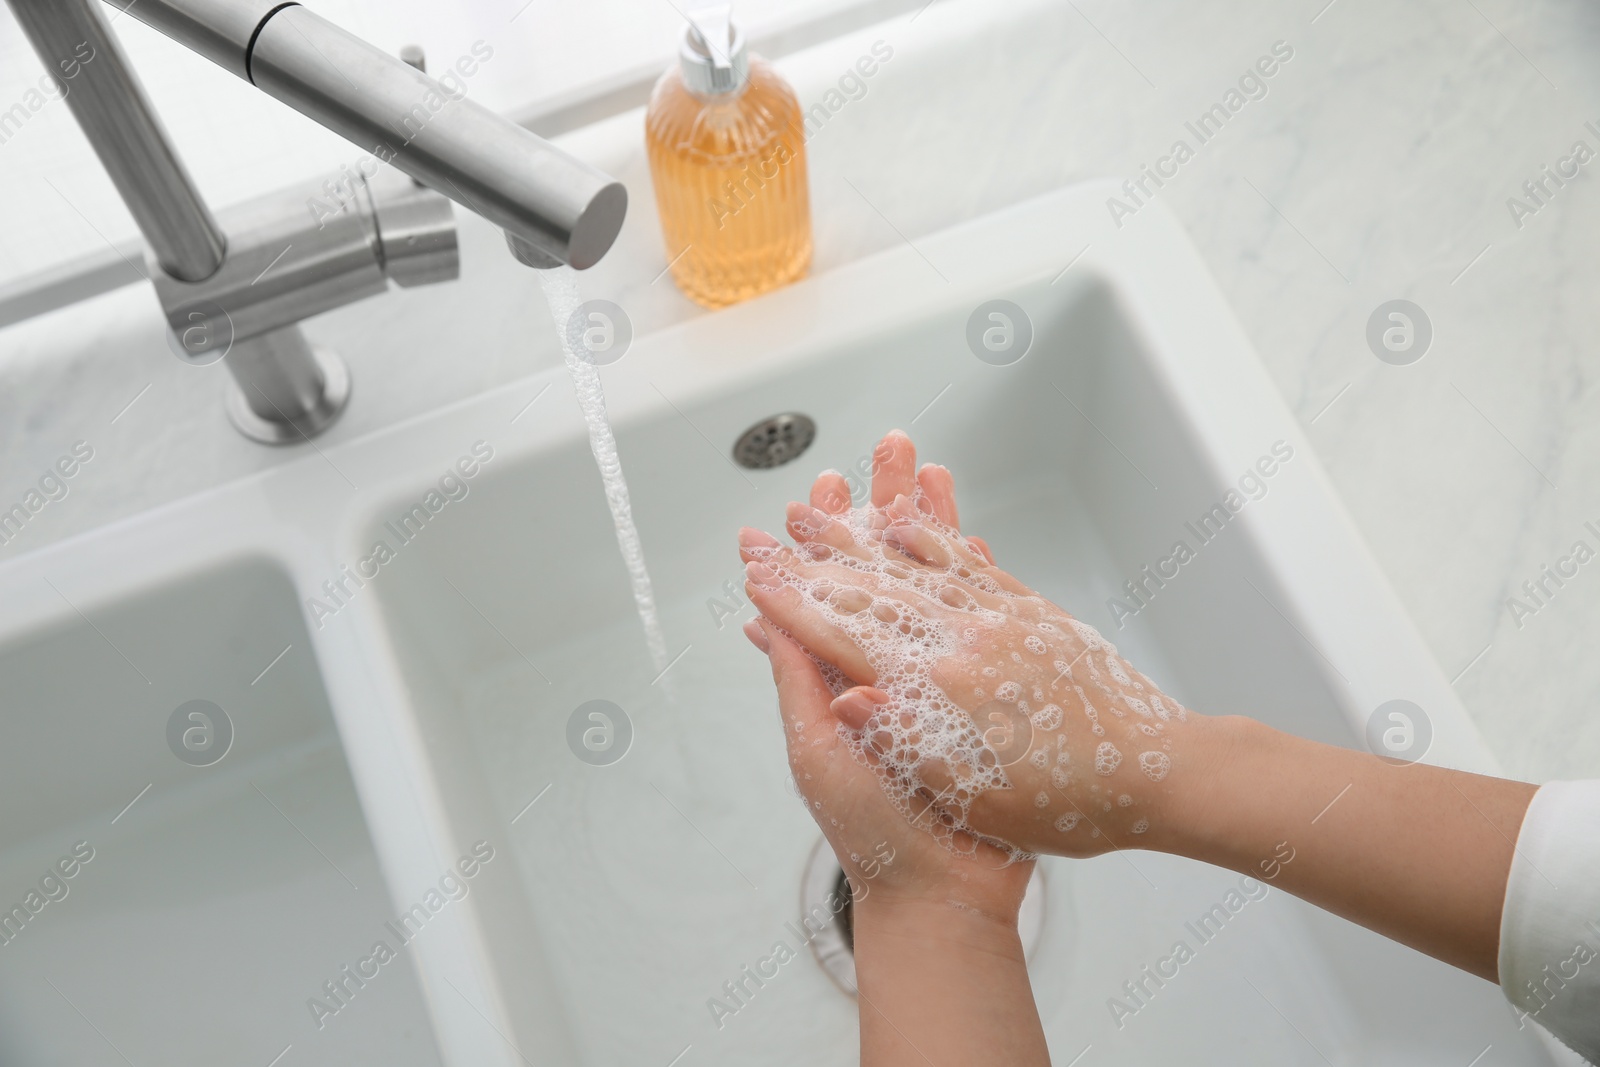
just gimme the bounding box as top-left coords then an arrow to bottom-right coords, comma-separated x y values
645,57 -> 812,308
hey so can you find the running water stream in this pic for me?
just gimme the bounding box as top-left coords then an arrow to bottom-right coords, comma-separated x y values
536,267 -> 672,676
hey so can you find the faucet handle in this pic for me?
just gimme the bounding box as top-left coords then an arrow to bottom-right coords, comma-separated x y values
369,173 -> 459,288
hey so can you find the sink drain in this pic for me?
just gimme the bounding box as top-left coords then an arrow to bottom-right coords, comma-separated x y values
799,837 -> 1048,995
733,413 -> 816,469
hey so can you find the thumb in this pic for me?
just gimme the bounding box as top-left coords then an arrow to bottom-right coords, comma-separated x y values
828,685 -> 889,730
748,617 -> 837,739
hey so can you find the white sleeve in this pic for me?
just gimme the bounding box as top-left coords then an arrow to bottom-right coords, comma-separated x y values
1499,780 -> 1600,1063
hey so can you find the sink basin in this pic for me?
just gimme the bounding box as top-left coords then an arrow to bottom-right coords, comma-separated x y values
0,558 -> 442,1066
346,183 -> 1555,1065
0,182 -> 1560,1065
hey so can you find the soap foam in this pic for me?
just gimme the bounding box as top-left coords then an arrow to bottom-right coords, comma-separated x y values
1139,751 -> 1171,781
1094,741 -> 1122,776
750,488 -> 1185,859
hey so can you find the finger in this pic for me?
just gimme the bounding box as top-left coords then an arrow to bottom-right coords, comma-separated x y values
785,502 -> 869,561
745,562 -> 876,683
742,617 -> 769,652
915,463 -> 960,528
754,543 -> 951,621
880,506 -> 1028,597
883,520 -> 953,569
738,526 -> 781,563
870,430 -> 917,507
757,618 -> 845,745
966,535 -> 995,566
829,685 -> 889,730
810,470 -> 853,514
883,494 -> 985,569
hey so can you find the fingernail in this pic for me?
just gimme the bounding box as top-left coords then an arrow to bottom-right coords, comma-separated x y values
890,493 -> 917,515
745,561 -> 781,589
785,501 -> 828,530
830,688 -> 888,720
742,618 -> 770,653
738,526 -> 780,548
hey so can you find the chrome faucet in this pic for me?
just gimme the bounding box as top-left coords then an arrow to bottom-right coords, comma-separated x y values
8,0 -> 627,443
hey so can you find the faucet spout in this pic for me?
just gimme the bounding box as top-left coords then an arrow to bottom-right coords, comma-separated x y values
126,1 -> 627,270
7,0 -> 628,444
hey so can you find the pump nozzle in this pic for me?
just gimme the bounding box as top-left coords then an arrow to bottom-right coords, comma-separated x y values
687,2 -> 733,71
679,2 -> 748,95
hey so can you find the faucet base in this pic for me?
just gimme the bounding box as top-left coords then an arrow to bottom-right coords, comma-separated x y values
223,336 -> 351,445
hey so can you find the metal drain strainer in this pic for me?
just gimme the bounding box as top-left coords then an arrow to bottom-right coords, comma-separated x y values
799,837 -> 1048,995
733,413 -> 816,470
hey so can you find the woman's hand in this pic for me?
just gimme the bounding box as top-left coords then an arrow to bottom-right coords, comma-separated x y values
740,430 -> 1207,860
745,614 -> 1034,923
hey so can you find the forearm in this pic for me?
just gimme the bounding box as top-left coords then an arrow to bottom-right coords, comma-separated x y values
1151,714 -> 1537,981
851,896 -> 1050,1067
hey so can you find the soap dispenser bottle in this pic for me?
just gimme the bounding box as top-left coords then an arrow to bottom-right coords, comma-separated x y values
645,4 -> 812,308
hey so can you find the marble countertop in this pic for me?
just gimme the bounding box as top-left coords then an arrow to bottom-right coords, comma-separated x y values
2,0 -> 1598,782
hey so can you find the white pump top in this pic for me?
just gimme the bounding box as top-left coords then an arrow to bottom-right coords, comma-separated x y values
680,2 -> 749,95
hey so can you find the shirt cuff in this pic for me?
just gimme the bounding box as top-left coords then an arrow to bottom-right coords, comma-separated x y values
1499,779 -> 1600,1062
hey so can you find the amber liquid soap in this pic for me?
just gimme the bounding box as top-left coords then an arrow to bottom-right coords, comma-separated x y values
645,8 -> 812,308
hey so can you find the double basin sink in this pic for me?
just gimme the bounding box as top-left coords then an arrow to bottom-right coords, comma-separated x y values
0,183 -> 1559,1065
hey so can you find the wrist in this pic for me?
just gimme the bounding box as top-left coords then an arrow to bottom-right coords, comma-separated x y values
848,847 -> 1035,931
853,892 -> 1028,960
1137,713 -> 1273,861
849,874 -> 1051,1067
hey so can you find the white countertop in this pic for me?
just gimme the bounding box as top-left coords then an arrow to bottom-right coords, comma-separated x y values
2,0 -> 1598,782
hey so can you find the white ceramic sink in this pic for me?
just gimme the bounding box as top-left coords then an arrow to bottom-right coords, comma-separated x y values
0,560 -> 444,1065
0,183 -> 1560,1065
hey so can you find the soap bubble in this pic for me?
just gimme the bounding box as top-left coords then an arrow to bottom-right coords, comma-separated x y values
1138,751 -> 1171,781
1094,741 -> 1122,776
